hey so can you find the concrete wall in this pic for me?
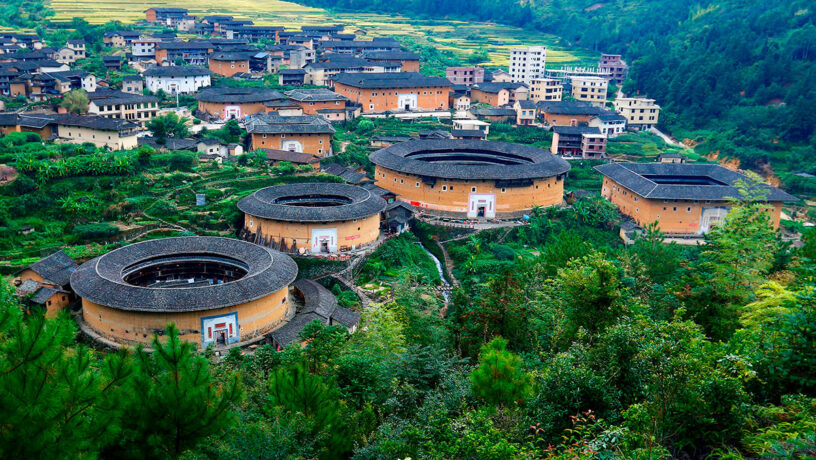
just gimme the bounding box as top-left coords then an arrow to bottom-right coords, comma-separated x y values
600,177 -> 783,234
81,286 -> 290,347
375,165 -> 564,217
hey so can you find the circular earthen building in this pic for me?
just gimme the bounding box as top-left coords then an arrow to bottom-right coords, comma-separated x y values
70,236 -> 298,348
369,139 -> 571,218
238,182 -> 387,254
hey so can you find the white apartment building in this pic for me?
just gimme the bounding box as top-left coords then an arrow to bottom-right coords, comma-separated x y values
143,66 -> 212,94
613,97 -> 661,129
570,76 -> 608,106
530,78 -> 563,102
509,46 -> 546,84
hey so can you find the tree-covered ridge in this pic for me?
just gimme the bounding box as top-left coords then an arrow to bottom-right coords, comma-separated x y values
295,0 -> 816,174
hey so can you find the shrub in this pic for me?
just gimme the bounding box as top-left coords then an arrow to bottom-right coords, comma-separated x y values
73,222 -> 119,240
490,244 -> 515,261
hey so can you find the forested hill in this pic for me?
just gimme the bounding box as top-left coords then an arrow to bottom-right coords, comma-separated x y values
297,0 -> 816,177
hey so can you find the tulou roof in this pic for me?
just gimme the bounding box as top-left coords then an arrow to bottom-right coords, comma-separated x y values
594,163 -> 798,202
245,114 -> 336,135
333,72 -> 452,89
370,139 -> 571,181
238,182 -> 386,222
285,88 -> 347,102
195,86 -> 286,104
70,237 -> 297,313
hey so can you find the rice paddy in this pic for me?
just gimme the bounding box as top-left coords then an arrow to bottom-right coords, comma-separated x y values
46,0 -> 596,67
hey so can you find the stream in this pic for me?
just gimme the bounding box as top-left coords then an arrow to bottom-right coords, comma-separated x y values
418,242 -> 451,304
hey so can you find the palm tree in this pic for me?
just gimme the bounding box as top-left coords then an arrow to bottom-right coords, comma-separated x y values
60,89 -> 89,114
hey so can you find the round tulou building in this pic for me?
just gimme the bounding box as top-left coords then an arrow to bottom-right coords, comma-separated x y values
70,236 -> 298,348
238,182 -> 387,254
369,139 -> 571,218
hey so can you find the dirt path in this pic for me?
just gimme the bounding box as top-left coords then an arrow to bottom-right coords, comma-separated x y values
647,127 -> 688,149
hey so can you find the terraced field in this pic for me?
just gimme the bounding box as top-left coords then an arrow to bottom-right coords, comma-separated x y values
47,0 -> 595,67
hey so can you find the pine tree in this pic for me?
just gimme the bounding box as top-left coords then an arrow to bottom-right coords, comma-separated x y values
266,364 -> 353,458
0,281 -> 130,459
110,324 -> 242,459
470,337 -> 531,407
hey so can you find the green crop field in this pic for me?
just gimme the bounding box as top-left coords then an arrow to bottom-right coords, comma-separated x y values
46,0 -> 595,67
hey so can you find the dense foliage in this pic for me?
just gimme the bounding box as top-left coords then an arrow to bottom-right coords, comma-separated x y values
296,0 -> 816,178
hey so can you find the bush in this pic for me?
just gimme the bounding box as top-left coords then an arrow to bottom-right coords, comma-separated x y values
73,222 -> 119,240
490,244 -> 515,261
168,151 -> 196,172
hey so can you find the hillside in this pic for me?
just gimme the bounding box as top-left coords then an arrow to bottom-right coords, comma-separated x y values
294,0 -> 816,185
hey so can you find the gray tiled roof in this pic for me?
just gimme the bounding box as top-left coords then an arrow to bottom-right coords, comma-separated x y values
553,126 -> 601,135
30,286 -> 66,305
537,101 -> 603,116
370,139 -> 570,181
285,88 -> 346,102
55,114 -> 141,132
270,279 -> 359,346
269,312 -> 322,346
262,149 -> 320,164
333,72 -> 452,89
361,51 -> 420,60
196,86 -> 286,103
594,163 -> 798,202
27,250 -> 77,287
245,114 -> 336,135
87,89 -> 158,106
143,65 -> 211,77
238,182 -> 386,222
471,107 -> 516,117
321,163 -> 367,184
70,237 -> 297,312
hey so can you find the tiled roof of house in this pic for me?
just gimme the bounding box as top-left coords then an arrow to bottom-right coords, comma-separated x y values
594,163 -> 798,202
553,126 -> 602,135
321,163 -> 368,184
361,50 -> 420,60
270,279 -> 359,346
87,88 -> 158,105
27,250 -> 77,287
208,51 -> 254,61
143,65 -> 211,77
55,114 -> 141,131
470,107 -> 516,117
537,100 -> 603,116
261,149 -> 320,164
